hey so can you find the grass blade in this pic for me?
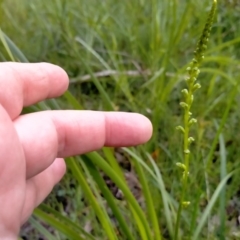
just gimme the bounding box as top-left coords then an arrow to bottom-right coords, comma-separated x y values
28,217 -> 57,240
206,85 -> 238,168
192,171 -> 234,240
218,132 -> 227,239
0,29 -> 28,62
131,152 -> 162,240
38,204 -> 95,240
33,208 -> 85,240
147,153 -> 174,238
82,156 -> 135,240
66,157 -> 118,240
85,151 -> 153,240
63,91 -> 84,110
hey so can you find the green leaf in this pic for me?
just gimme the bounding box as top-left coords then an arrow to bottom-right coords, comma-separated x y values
82,156 -> 135,240
33,208 -> 86,240
28,217 -> 57,240
131,151 -> 162,240
38,204 -> 95,240
63,91 -> 84,110
0,29 -> 28,62
66,157 -> 118,240
192,171 -> 234,240
85,151 -> 153,240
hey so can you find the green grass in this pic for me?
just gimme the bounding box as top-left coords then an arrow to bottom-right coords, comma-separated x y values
1,0 -> 240,239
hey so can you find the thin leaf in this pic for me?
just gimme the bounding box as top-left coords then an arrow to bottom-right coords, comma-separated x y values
39,204 -> 95,240
82,157 -> 135,240
192,171 -> 234,240
75,36 -> 114,111
218,132 -> 227,239
66,157 -> 118,240
63,91 -> 84,110
79,158 -> 119,240
0,29 -> 28,62
85,151 -> 153,240
102,147 -> 125,181
132,153 -> 162,240
206,36 -> 240,54
28,217 -> 57,240
147,153 -> 174,237
206,85 -> 238,168
0,28 -> 15,61
33,208 -> 85,240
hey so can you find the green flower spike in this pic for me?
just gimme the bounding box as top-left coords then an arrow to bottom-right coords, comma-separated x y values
174,1 -> 217,239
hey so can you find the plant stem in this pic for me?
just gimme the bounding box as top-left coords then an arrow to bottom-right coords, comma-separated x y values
174,2 -> 217,239
174,77 -> 195,240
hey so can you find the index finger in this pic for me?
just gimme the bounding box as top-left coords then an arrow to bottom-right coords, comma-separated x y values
14,111 -> 153,179
0,62 -> 69,119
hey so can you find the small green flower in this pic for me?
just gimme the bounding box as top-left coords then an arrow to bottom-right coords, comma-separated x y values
176,126 -> 185,134
176,162 -> 186,171
182,201 -> 191,208
188,137 -> 195,144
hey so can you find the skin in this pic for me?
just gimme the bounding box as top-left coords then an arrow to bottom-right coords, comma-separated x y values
0,62 -> 152,239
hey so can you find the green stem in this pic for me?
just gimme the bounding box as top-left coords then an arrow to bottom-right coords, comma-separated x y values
174,80 -> 194,240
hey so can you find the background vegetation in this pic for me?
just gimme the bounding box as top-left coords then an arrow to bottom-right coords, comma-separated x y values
1,0 -> 240,239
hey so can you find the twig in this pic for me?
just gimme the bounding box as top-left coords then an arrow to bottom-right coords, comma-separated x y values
70,69 -> 187,84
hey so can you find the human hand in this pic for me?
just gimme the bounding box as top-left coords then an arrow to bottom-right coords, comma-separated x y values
0,62 -> 152,239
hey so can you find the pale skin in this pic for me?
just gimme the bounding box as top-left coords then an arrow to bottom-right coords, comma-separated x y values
0,62 -> 152,239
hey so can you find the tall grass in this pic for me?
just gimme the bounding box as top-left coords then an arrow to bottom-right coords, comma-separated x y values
1,0 -> 240,239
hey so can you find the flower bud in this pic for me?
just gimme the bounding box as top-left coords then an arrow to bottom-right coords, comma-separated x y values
180,102 -> 188,109
176,126 -> 185,133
